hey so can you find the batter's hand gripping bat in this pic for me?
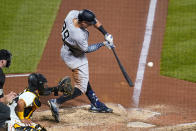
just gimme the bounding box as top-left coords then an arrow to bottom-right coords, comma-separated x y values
111,47 -> 134,87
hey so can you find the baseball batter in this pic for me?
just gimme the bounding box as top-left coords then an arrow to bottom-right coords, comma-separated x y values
48,9 -> 115,122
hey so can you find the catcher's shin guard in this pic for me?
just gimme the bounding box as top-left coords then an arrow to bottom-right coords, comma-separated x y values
48,88 -> 82,123
48,99 -> 60,123
56,87 -> 82,104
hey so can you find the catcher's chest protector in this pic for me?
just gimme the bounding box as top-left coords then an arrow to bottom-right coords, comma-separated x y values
24,91 -> 41,118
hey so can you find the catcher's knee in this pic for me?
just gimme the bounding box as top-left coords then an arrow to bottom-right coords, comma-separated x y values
56,87 -> 83,104
69,87 -> 82,98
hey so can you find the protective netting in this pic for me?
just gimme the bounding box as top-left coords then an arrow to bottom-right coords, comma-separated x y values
1,0 -> 196,130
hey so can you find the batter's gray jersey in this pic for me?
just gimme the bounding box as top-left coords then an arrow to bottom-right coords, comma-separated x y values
61,10 -> 89,69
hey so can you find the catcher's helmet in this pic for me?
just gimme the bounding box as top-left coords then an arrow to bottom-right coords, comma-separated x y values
78,9 -> 97,24
0,49 -> 12,67
28,73 -> 47,92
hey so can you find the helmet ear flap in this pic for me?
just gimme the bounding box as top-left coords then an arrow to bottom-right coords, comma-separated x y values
28,73 -> 39,88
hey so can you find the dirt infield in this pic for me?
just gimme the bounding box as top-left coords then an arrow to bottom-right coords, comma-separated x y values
4,0 -> 196,130
32,104 -> 196,131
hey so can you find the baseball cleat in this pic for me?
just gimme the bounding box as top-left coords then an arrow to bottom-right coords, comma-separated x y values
48,99 -> 60,122
89,103 -> 113,113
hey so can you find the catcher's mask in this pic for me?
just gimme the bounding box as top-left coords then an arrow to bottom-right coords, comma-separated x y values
28,73 -> 47,93
78,9 -> 97,25
0,49 -> 12,68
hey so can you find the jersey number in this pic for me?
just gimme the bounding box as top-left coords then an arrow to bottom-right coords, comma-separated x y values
62,21 -> 69,41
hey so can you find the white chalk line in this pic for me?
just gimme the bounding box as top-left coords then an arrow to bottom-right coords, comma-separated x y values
132,0 -> 158,107
176,122 -> 196,127
6,74 -> 30,78
153,121 -> 196,130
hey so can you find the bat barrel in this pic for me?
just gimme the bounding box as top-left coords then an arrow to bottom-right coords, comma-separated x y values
111,48 -> 134,87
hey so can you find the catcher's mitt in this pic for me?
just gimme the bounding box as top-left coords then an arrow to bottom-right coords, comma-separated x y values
58,76 -> 73,96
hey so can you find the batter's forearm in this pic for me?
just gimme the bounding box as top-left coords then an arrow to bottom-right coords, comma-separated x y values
94,21 -> 108,35
98,25 -> 108,35
94,20 -> 102,28
85,42 -> 104,53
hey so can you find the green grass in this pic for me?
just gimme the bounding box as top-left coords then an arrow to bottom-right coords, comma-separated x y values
0,0 -> 61,73
161,0 -> 196,82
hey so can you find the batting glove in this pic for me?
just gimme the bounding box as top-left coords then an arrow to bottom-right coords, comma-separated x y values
104,33 -> 113,43
103,41 -> 115,49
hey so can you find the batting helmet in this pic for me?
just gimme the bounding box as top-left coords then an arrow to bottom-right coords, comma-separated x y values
78,9 -> 97,24
28,73 -> 47,93
0,49 -> 12,68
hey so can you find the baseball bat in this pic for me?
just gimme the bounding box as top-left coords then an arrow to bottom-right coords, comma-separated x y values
111,48 -> 134,87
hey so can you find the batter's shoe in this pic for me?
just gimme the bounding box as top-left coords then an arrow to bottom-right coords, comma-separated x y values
89,103 -> 113,113
48,99 -> 60,122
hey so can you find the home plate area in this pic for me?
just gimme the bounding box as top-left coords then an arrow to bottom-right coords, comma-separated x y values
32,103 -> 196,131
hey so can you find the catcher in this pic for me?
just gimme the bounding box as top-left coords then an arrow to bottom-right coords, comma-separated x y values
7,73 -> 72,131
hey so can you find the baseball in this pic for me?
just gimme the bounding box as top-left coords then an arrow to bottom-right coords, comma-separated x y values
147,62 -> 153,67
